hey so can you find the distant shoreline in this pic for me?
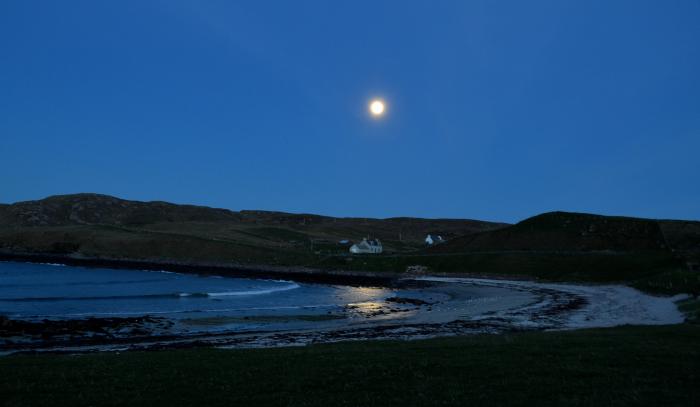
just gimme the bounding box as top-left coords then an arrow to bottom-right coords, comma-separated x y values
0,250 -> 542,289
0,251 -> 407,288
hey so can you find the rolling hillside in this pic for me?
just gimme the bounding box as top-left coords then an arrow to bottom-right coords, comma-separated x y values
1,194 -> 698,293
0,194 -> 506,265
427,211 -> 700,255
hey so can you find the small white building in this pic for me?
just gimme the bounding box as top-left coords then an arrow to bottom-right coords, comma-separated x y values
425,234 -> 445,245
349,238 -> 383,254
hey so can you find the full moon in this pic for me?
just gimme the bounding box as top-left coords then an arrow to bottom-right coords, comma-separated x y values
369,99 -> 385,117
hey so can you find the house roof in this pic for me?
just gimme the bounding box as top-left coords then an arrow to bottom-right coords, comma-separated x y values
354,238 -> 381,248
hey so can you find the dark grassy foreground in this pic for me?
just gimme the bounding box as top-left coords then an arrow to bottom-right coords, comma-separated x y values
2,325 -> 699,407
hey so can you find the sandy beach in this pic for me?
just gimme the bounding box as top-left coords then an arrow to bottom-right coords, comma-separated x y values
1,268 -> 687,354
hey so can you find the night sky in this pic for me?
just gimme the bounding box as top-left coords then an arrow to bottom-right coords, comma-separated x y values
1,1 -> 698,222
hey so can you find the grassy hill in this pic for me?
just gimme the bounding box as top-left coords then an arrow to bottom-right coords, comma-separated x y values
0,193 -> 505,265
317,211 -> 700,293
1,194 -> 699,294
427,211 -> 694,253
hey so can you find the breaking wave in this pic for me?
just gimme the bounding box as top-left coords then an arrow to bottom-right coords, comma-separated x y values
206,283 -> 300,297
0,283 -> 301,302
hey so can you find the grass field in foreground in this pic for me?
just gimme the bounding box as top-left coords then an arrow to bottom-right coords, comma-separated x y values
1,324 -> 699,407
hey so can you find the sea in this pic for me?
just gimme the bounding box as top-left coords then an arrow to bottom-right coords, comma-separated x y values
0,261 -> 393,326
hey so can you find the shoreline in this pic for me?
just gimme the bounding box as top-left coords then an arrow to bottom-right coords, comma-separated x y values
1,261 -> 687,355
0,251 -> 401,288
0,251 -> 537,289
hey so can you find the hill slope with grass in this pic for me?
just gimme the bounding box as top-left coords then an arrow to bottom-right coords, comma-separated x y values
1,194 -> 699,294
427,211 -> 698,253
317,211 -> 700,293
0,193 -> 505,265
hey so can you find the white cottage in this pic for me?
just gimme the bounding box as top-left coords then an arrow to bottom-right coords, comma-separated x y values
349,238 -> 383,254
425,234 -> 445,245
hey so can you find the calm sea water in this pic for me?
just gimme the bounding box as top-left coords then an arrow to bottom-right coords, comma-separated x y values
0,262 -> 393,323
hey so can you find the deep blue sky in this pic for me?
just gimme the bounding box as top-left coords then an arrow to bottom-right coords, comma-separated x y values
1,1 -> 699,222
